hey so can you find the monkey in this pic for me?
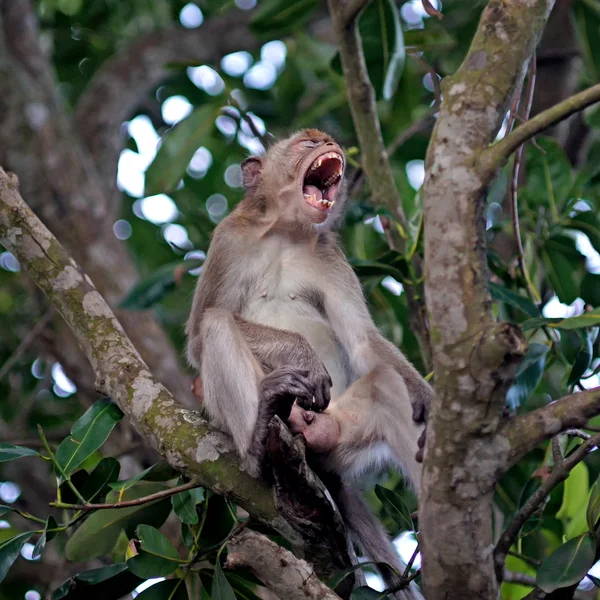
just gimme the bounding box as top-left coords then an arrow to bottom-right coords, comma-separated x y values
186,129 -> 431,599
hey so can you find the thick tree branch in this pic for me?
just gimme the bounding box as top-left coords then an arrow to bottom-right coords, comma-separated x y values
226,529 -> 342,600
484,83 -> 600,170
0,166 -> 290,534
0,0 -> 197,407
0,168 -> 365,587
420,1 -> 555,599
502,387 -> 600,465
494,432 -> 600,582
74,11 -> 260,188
327,0 -> 431,368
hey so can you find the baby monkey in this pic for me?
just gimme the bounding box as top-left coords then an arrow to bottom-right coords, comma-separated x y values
186,129 -> 430,599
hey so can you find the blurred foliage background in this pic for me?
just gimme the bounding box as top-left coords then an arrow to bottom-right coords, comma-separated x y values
1,0 -> 600,598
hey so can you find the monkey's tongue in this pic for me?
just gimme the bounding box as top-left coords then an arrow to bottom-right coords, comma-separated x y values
303,184 -> 323,202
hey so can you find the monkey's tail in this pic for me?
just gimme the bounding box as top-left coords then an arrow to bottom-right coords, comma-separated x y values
334,483 -> 424,600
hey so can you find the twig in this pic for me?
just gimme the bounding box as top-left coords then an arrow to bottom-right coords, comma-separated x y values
49,480 -> 201,511
522,589 -> 546,600
565,429 -> 592,440
226,529 -> 342,600
0,307 -> 54,382
422,0 -> 443,20
327,0 -> 431,368
509,56 -> 541,304
551,435 -> 563,465
495,432 -> 600,581
504,386 -> 600,465
408,51 -> 442,106
508,551 -> 541,567
403,543 -> 420,578
388,107 -> 438,156
486,83 -> 600,168
349,107 -> 437,198
503,570 -> 536,587
37,425 -> 87,505
338,0 -> 371,28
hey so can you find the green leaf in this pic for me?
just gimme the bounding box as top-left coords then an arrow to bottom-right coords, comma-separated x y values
172,489 -> 199,525
109,461 -> 178,493
567,331 -> 594,386
506,343 -> 550,410
552,308 -> 600,330
374,484 -> 414,532
212,559 -> 237,600
556,462 -> 590,523
568,210 -> 600,254
55,399 -> 123,477
521,316 -> 563,331
521,137 -> 573,210
0,531 -> 34,582
350,258 -> 408,283
119,259 -> 203,310
64,482 -> 172,561
537,534 -> 596,593
489,282 -> 539,318
0,443 -> 39,463
81,457 -> 121,502
32,515 -> 58,559
136,580 -> 188,600
0,505 -> 15,518
328,561 -> 396,591
542,236 -> 584,305
351,587 -> 381,599
135,524 -> 180,560
588,473 -> 600,532
356,0 -> 407,100
145,106 -> 217,196
581,272 -> 600,307
50,563 -> 143,600
516,477 -> 543,537
382,0 -> 406,101
250,0 -> 319,37
127,524 -> 182,579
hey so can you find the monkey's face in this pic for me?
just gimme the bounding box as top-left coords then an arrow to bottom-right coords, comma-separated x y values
288,403 -> 340,453
297,138 -> 345,225
241,129 -> 346,227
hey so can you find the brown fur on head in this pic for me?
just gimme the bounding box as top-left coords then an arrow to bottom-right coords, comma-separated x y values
240,129 -> 347,228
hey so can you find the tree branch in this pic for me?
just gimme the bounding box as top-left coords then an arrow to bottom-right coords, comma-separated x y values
74,11 -> 260,189
502,387 -> 600,465
0,166 -> 288,534
327,0 -> 431,368
494,432 -> 600,581
226,529 -> 342,600
484,83 -> 600,169
419,0 -> 555,598
50,481 -> 201,511
0,0 -> 197,408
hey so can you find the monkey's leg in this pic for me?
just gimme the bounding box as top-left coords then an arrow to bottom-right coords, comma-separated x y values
198,309 -> 316,476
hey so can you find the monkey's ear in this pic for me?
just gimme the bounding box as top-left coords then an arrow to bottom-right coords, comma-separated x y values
241,157 -> 263,190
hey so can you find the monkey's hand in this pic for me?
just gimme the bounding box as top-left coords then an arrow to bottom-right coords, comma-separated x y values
294,356 -> 332,412
260,366 -> 317,421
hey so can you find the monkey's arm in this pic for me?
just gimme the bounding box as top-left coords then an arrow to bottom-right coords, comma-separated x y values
324,255 -> 431,422
234,316 -> 332,409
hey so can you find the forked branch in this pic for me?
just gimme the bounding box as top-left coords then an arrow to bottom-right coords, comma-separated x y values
484,83 -> 600,171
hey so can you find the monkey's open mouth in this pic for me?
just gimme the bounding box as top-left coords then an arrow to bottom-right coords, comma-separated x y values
303,152 -> 344,213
